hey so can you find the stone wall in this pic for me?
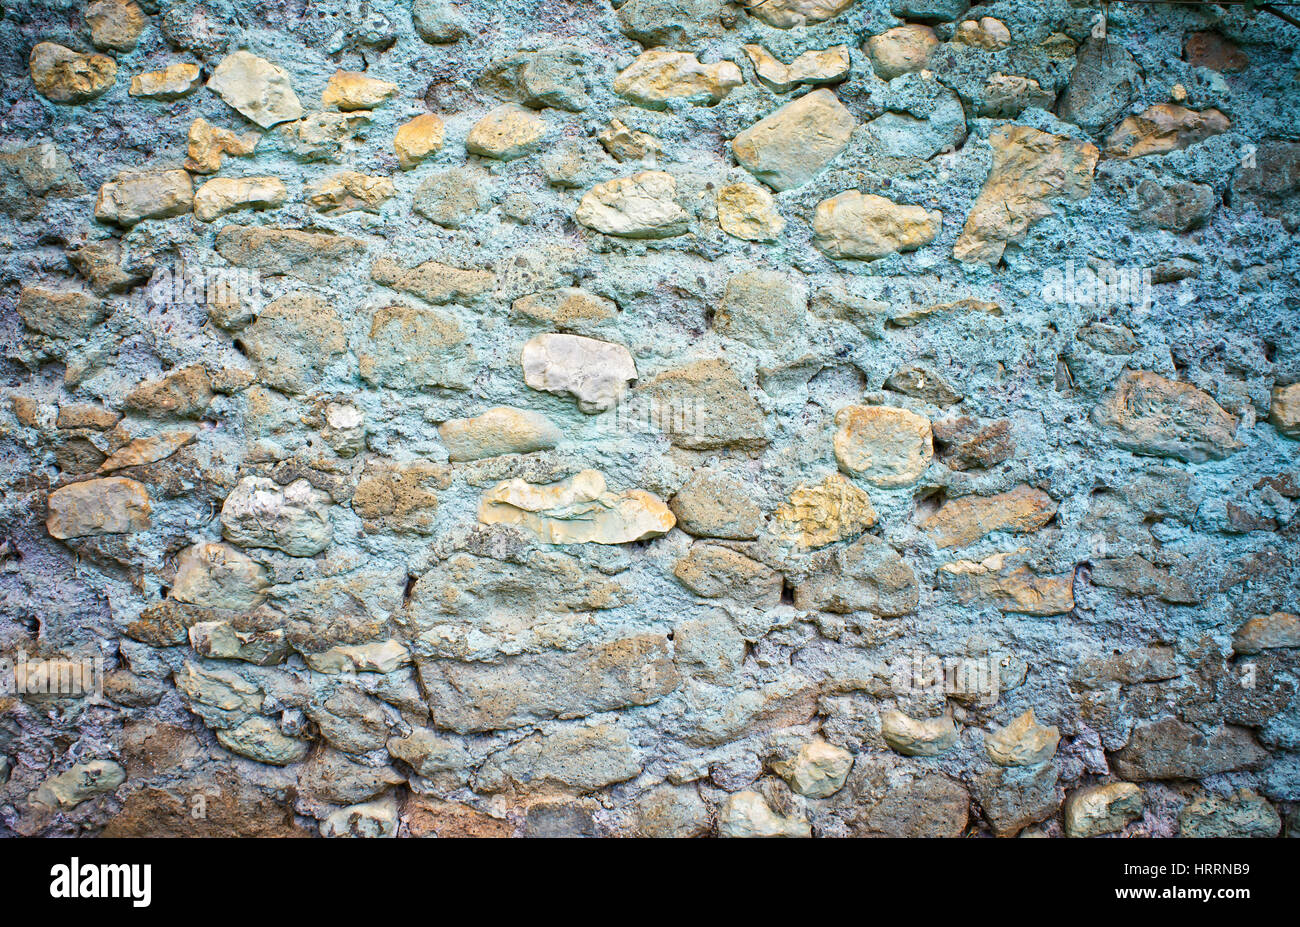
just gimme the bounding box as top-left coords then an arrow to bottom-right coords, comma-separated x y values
0,0 -> 1297,838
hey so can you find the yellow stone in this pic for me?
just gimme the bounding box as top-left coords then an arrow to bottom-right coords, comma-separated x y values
129,62 -> 202,100
394,113 -> 445,169
322,70 -> 399,111
773,473 -> 876,548
716,182 -> 785,241
193,176 -> 287,222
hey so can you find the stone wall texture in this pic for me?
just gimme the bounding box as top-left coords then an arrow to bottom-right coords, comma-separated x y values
1,0 -> 1298,838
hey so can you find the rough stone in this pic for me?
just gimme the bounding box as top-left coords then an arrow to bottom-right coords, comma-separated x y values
614,50 -> 742,109
220,476 -> 333,557
1064,783 -> 1144,837
47,477 -> 151,539
29,43 -> 116,103
479,469 -> 675,544
922,485 -> 1057,549
576,171 -> 690,238
731,89 -> 855,192
1092,370 -> 1241,463
207,51 -> 304,128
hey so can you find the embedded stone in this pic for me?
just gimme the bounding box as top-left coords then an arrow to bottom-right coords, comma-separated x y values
185,117 -> 260,173
322,70 -> 398,110
466,104 -> 547,160
1269,383 -> 1300,438
576,171 -> 690,238
1110,720 -> 1267,781
478,469 -> 675,544
715,269 -> 806,349
881,709 -> 958,756
598,119 -> 659,162
866,26 -> 938,80
940,551 -> 1075,616
744,0 -> 853,29
511,288 -> 617,330
744,45 -> 850,92
674,544 -> 783,609
215,226 -> 366,285
731,89 -> 855,191
1104,104 -> 1230,160
240,291 -> 347,393
47,477 -> 151,539
393,113 -> 445,169
955,17 -> 1011,49
670,470 -> 762,540
170,541 -> 269,611
794,533 -> 918,616
521,333 -> 637,413
100,429 -> 196,471
479,47 -> 590,112
30,760 -> 126,810
129,62 -> 203,100
190,622 -> 287,665
1057,36 -> 1140,134
613,49 -> 742,109
123,365 -> 212,418
1179,790 -> 1281,838
1064,783 -> 1143,837
304,640 -> 411,675
1092,369 -> 1241,462
307,171 -> 395,214
412,0 -> 468,44
719,791 -> 810,838
94,170 -> 194,226
193,175 -> 287,221
220,476 -> 333,556
413,167 -> 487,228
438,407 -> 561,461
29,42 -> 117,103
923,485 -> 1057,549
833,405 -> 933,486
86,0 -> 147,51
16,287 -> 104,340
772,740 -> 853,798
370,255 -> 495,304
716,182 -> 785,241
207,50 -> 304,128
1233,612 -> 1300,654
476,723 -> 642,792
351,460 -> 451,534
636,359 -> 767,450
985,709 -> 1059,766
774,473 -> 876,549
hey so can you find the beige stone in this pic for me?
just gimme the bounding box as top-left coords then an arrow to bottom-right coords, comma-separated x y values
985,709 -> 1059,766
670,470 -> 762,540
16,286 -> 104,340
955,17 -> 1011,50
215,717 -> 307,765
597,119 -> 659,162
393,113 -> 445,169
304,640 -> 411,675
715,268 -> 806,350
1104,104 -> 1230,160
614,49 -> 742,109
479,469 -> 675,544
1064,783 -> 1143,837
833,405 -> 933,486
322,70 -> 398,110
129,62 -> 202,100
867,26 -> 938,80
511,288 -> 617,330
772,740 -> 853,798
954,126 -> 1098,264
220,476 -> 333,556
193,176 -> 287,222
306,171 -> 395,214
100,429 -> 196,471
124,365 -> 212,418
881,709 -> 958,757
276,111 -> 371,162
170,541 -> 269,611
744,0 -> 853,29
719,791 -> 811,837
439,407 -> 562,461
940,551 -> 1075,616
1092,369 -> 1241,463
717,182 -> 785,241
521,333 -> 636,413
351,459 -> 451,534
576,171 -> 690,238
207,51 -> 304,129
86,0 -> 148,51
923,485 -> 1056,549
241,291 -> 347,393
358,304 -> 471,390
744,45 -> 850,92
1233,612 -> 1300,654
370,255 -> 495,304
29,42 -> 116,103
773,472 -> 876,548
731,89 -> 855,191
217,226 -> 366,285
185,117 -> 260,174
31,760 -> 126,810
814,191 -> 942,260
47,477 -> 151,539
1269,383 -> 1300,438
466,104 -> 547,160
674,543 -> 783,609
94,169 -> 194,226
636,359 -> 768,450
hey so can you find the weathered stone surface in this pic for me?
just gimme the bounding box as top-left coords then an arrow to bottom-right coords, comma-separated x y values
370,255 -> 495,304
95,170 -> 194,226
171,542 -> 269,611
973,764 -> 1062,837
1135,180 -> 1216,232
614,50 -> 742,109
985,709 -> 1059,767
1178,790 -> 1281,838
466,104 -> 547,160
415,633 -> 681,732
813,192 -> 942,260
932,417 -> 1013,471
1057,36 -> 1140,135
351,460 -> 450,534
413,167 -> 486,227
1233,612 -> 1300,654
307,171 -> 395,214
220,476 -> 333,556
576,171 -> 690,238
322,798 -> 399,838
185,117 -> 260,173
774,473 -> 876,548
955,17 -> 1010,49
923,485 -> 1057,549
86,0 -> 147,51
633,785 -> 711,838
849,773 -> 970,837
1110,720 -> 1268,781
129,62 -> 203,100
598,119 -> 658,162
216,226 -> 366,284
866,25 -> 938,80
881,709 -> 958,756
940,552 -> 1075,616
16,286 -> 104,340
240,291 -> 347,393
715,269 -> 806,349
1270,383 -> 1300,438
359,304 -> 471,390
772,740 -> 852,798
99,430 -> 195,471
29,42 -> 116,103
521,333 -> 636,412
833,405 -> 932,486
215,717 -> 307,764
1090,556 -> 1198,605
47,477 -> 151,539
745,0 -> 853,29
194,175 -> 287,221
637,359 -> 767,450
322,70 -> 398,110
480,47 -> 590,112
479,469 -> 675,544
439,407 -> 561,461
719,791 -> 810,837
512,288 -> 617,331
1104,104 -> 1230,160
1064,783 -> 1143,837
124,366 -> 212,418
674,544 -> 783,609
207,51 -> 304,128
477,723 -> 642,792
670,470 -> 762,540
1092,370 -> 1241,462
30,760 -> 126,810
794,533 -> 918,615
731,90 -> 856,192
716,182 -> 785,241
393,113 -> 445,169
955,126 -> 1099,264
744,45 -> 850,93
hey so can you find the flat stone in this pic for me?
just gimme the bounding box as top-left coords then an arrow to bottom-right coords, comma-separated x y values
439,407 -> 561,461
576,171 -> 690,238
170,541 -> 269,611
719,791 -> 810,837
795,533 -> 918,615
94,170 -> 194,226
772,739 -> 853,798
1090,555 -> 1198,605
129,62 -> 203,100
636,358 -> 767,450
511,288 -> 617,331
185,117 -> 260,173
881,709 -> 958,756
240,291 -> 347,393
1064,783 -> 1143,837
1057,36 -> 1140,134
304,640 -> 411,675
1179,790 -> 1281,838
716,182 -> 785,241
393,113 -> 445,169
613,49 -> 741,109
715,268 -> 806,349
1269,383 -> 1300,438
674,543 -> 783,609
215,225 -> 366,285
476,723 -> 642,792
1104,104 -> 1230,160
413,167 -> 487,228
16,286 -> 104,340
478,469 -> 675,544
193,175 -> 286,221
370,255 -> 495,304
774,472 -> 876,548
521,333 -> 636,413
123,365 -> 212,418
322,70 -> 398,110
466,104 -> 547,160
307,170 -> 395,214
1233,612 -> 1300,654
954,126 -> 1098,264
100,429 -> 196,471
985,709 -> 1059,766
1110,720 -> 1267,781
220,476 -> 333,556
207,51 -> 304,128
29,42 -> 116,103
30,760 -> 126,810
47,477 -> 151,539
1092,369 -> 1241,462
940,551 -> 1075,616
923,485 -> 1057,549
866,25 -> 938,80
86,0 -> 147,51
731,89 -> 855,191
834,405 -> 933,487
744,0 -> 853,29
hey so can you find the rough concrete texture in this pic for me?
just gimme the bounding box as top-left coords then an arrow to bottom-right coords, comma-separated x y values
0,0 -> 1297,838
